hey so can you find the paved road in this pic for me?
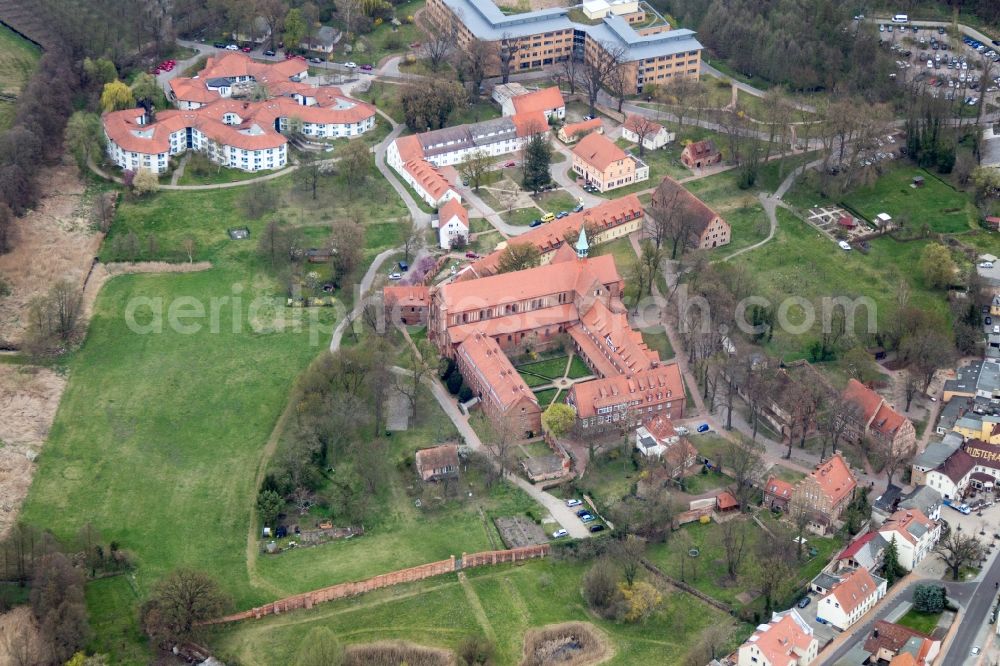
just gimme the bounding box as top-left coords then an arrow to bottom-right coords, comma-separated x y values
418,373 -> 592,539
941,551 -> 1000,665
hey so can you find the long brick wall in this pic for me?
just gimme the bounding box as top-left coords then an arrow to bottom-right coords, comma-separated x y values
204,545 -> 549,625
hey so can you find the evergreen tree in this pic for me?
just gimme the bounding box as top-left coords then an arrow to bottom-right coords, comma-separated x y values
883,535 -> 906,585
522,134 -> 552,193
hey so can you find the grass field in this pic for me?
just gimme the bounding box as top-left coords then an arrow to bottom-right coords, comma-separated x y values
731,207 -> 951,360
681,469 -> 732,494
0,24 -> 40,130
209,558 -> 740,666
841,166 -> 978,233
533,387 -> 559,407
640,330 -> 674,360
646,517 -> 843,611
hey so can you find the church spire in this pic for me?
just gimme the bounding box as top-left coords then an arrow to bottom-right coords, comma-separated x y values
575,224 -> 589,259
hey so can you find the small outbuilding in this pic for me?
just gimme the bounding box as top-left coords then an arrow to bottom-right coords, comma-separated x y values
716,491 -> 739,512
415,444 -> 460,482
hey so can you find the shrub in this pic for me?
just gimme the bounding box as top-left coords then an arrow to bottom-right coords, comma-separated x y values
582,560 -> 624,619
446,371 -> 463,394
458,384 -> 473,402
457,635 -> 495,665
913,584 -> 946,614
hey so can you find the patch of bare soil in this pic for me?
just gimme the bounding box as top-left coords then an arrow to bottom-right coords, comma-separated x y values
0,164 -> 99,346
0,364 -> 66,539
521,622 -> 612,666
0,606 -> 45,666
344,640 -> 455,666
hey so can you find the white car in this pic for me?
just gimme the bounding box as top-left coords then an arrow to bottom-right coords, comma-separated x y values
674,426 -> 689,436
838,240 -> 852,251
565,498 -> 583,507
226,44 -> 239,51
388,272 -> 402,280
971,647 -> 981,656
979,262 -> 993,269
552,529 -> 568,539
344,61 -> 358,68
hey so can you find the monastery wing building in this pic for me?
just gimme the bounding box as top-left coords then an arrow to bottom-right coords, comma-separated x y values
387,225 -> 683,438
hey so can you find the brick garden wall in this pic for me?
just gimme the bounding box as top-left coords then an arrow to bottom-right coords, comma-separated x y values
204,545 -> 549,625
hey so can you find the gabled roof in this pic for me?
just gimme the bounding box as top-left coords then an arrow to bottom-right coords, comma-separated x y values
864,620 -> 934,656
741,611 -> 815,666
650,175 -> 725,236
561,118 -> 603,139
569,363 -> 683,418
457,332 -> 538,412
415,444 -> 459,471
933,447 -> 975,484
439,198 -> 468,229
838,531 -> 887,563
643,414 -> 676,441
510,86 -> 565,115
682,138 -> 718,158
765,477 -> 794,499
623,113 -> 663,135
879,508 -> 936,546
572,132 -> 628,171
511,111 -> 549,137
384,285 -> 430,308
806,454 -> 857,507
403,159 -> 454,200
822,567 -> 880,615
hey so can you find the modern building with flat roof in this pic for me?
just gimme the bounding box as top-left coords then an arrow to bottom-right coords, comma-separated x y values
425,0 -> 703,94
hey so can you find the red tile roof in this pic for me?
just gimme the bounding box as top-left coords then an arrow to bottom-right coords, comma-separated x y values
743,612 -> 815,666
823,567 -> 879,615
623,113 -> 663,135
510,86 -> 565,115
863,620 -> 934,656
808,454 -> 857,507
716,491 -> 738,510
569,363 -> 683,419
682,139 -> 719,159
765,477 -> 794,500
880,508 -> 936,546
439,198 -> 468,229
457,332 -> 538,412
403,159 -> 454,201
511,111 -> 548,137
384,285 -> 430,309
572,132 -> 628,172
650,175 -> 725,236
446,304 -> 578,346
643,414 -> 676,440
838,531 -> 881,561
571,297 -> 658,376
561,118 -> 603,140
169,77 -> 219,104
415,444 -> 459,474
935,447 -> 975,484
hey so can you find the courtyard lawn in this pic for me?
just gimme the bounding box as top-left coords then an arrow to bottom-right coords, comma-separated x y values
533,387 -> 559,407
501,207 -> 541,227
896,608 -> 942,635
691,434 -> 729,464
841,166 -> 978,234
208,558 -> 740,666
175,163 -> 287,186
535,190 -> 580,214
640,330 -> 674,360
731,208 -> 951,361
516,356 -> 569,380
768,464 -> 807,484
567,355 -> 592,379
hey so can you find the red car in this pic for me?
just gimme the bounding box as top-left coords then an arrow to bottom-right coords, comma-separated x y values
242,46 -> 252,53
503,161 -> 516,168
152,68 -> 161,75
465,252 -> 479,259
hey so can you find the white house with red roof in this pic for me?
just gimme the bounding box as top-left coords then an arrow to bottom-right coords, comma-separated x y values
437,199 -> 469,249
104,53 -> 376,174
877,508 -> 940,570
502,86 -> 566,119
737,609 -> 818,666
815,567 -> 887,631
621,114 -> 675,151
837,531 -> 889,572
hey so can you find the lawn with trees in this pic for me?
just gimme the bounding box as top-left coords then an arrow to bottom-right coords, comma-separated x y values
0,24 -> 41,130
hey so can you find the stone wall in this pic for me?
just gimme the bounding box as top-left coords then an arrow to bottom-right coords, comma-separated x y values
204,545 -> 550,625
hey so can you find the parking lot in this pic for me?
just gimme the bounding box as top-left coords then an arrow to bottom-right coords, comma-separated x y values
879,23 -> 1000,109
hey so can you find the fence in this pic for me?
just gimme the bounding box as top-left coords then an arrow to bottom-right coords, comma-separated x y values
203,544 -> 549,625
641,559 -> 733,614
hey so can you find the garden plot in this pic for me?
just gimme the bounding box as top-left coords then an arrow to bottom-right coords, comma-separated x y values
494,515 -> 549,548
806,206 -> 872,241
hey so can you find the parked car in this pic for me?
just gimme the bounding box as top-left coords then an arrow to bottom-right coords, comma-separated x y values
576,509 -> 590,517
566,499 -> 583,507
264,49 -> 276,56
556,211 -> 569,219
839,240 -> 852,251
980,261 -> 994,268
552,529 -> 568,538
465,251 -> 479,259
503,160 -> 517,168
226,44 -> 240,50
529,219 -> 542,227
214,42 -> 227,48
309,56 -> 323,64
541,212 -> 555,223
986,316 -> 993,326
674,426 -> 689,436
696,423 -> 710,433
797,597 -> 811,608
344,61 -> 358,68
360,64 -> 374,71
589,524 -> 606,533
398,261 -> 409,272
580,514 -> 596,523
573,204 -> 584,212
388,272 -> 402,280
972,647 -> 981,656
241,46 -> 252,52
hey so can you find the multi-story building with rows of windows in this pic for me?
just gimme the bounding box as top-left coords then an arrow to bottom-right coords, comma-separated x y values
102,52 -> 376,174
425,0 -> 702,94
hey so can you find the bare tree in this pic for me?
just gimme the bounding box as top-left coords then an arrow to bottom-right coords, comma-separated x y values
876,433 -> 917,487
458,150 -> 493,191
458,38 -> 497,96
182,236 -> 196,263
719,518 -> 747,579
498,33 -> 523,84
934,531 -> 984,581
612,535 -> 645,587
648,182 -> 694,258
817,399 -> 861,461
141,569 -> 230,644
401,217 -> 420,263
753,528 -> 797,614
559,56 -> 580,96
92,192 -> 115,233
422,14 -> 457,71
603,47 -> 632,114
579,41 -> 626,116
623,114 -> 659,157
788,500 -> 812,561
723,436 -> 767,511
